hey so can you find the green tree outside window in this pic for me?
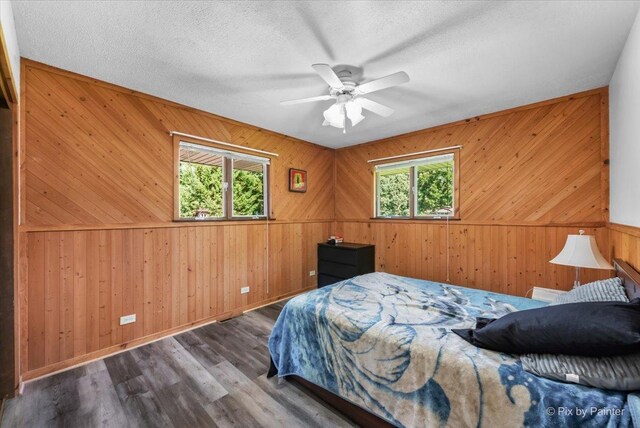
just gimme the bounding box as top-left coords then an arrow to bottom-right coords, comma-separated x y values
377,157 -> 454,217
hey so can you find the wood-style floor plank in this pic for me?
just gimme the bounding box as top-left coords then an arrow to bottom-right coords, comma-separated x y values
253,375 -> 357,428
1,302 -> 354,428
113,375 -> 173,428
204,393 -> 263,428
104,352 -> 143,386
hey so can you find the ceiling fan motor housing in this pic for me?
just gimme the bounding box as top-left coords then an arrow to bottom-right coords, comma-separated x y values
331,83 -> 357,98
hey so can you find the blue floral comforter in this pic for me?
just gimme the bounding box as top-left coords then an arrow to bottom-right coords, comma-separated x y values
268,272 -> 639,427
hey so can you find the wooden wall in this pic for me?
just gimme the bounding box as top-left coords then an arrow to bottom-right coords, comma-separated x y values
22,62 -> 334,225
24,221 -> 331,379
610,223 -> 640,274
19,60 -> 630,381
336,88 -> 611,295
0,105 -> 15,397
19,60 -> 335,379
336,222 -> 609,296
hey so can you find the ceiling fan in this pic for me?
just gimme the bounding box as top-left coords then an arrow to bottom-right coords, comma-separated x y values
280,64 -> 410,132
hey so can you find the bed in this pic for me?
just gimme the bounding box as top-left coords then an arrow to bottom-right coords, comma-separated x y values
268,259 -> 640,427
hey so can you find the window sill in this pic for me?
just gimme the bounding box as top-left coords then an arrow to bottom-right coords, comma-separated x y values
174,217 -> 275,223
370,217 -> 461,221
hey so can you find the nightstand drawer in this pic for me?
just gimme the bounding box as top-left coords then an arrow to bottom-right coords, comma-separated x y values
317,242 -> 375,289
318,246 -> 359,265
318,260 -> 359,279
318,273 -> 344,288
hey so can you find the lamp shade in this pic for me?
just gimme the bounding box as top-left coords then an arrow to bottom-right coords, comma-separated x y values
549,231 -> 613,270
345,100 -> 364,126
323,98 -> 365,129
323,102 -> 345,128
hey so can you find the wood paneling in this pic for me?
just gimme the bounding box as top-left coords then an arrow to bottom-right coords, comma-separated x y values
0,106 -> 15,397
337,221 -> 610,296
19,60 -> 624,381
24,221 -> 331,376
22,60 -> 334,225
610,223 -> 640,274
19,60 -> 336,379
333,89 -> 613,297
336,89 -> 607,224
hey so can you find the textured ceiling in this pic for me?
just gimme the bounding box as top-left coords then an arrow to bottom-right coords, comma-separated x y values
12,1 -> 640,148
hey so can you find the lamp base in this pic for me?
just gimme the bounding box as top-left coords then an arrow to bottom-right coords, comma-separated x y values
572,267 -> 581,289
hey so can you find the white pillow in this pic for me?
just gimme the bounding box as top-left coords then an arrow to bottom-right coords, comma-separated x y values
552,277 -> 628,305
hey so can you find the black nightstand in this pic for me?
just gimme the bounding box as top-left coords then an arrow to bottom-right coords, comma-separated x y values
317,242 -> 375,287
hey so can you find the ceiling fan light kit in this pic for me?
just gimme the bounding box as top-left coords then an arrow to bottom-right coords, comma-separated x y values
281,64 -> 409,132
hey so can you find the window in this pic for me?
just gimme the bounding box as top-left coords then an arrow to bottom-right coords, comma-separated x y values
232,158 -> 266,217
176,141 -> 269,220
374,152 -> 457,219
376,165 -> 410,217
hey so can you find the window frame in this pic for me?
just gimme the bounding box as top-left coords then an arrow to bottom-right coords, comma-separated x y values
230,157 -> 269,219
374,165 -> 412,219
173,136 -> 271,221
372,149 -> 460,220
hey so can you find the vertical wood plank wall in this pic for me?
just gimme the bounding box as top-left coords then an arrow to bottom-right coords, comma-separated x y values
335,88 -> 612,295
19,60 -> 335,379
610,224 -> 640,274
24,222 -> 331,378
335,222 -> 609,296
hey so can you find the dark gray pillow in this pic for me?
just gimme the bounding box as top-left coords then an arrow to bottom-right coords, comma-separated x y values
521,352 -> 640,391
452,299 -> 640,357
552,277 -> 628,305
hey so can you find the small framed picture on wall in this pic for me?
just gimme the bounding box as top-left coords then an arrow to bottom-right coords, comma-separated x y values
289,168 -> 307,193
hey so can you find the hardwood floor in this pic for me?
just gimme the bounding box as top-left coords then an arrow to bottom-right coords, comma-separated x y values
1,302 -> 355,428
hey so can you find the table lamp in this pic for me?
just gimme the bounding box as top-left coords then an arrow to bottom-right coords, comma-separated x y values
549,230 -> 613,288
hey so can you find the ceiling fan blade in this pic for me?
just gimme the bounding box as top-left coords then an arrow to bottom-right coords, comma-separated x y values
312,64 -> 344,90
355,98 -> 395,117
280,95 -> 333,106
355,71 -> 409,95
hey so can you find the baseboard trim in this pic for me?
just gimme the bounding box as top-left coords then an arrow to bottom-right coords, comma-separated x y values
21,286 -> 313,383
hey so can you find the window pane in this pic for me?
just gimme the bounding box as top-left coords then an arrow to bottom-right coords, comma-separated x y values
377,167 -> 410,217
416,158 -> 453,217
179,156 -> 224,218
233,159 -> 265,217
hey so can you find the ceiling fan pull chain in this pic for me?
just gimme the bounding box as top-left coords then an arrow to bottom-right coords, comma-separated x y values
343,109 -> 347,134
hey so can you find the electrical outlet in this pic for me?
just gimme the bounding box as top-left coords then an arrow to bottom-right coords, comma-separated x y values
120,314 -> 136,325
309,270 -> 316,276
241,286 -> 250,294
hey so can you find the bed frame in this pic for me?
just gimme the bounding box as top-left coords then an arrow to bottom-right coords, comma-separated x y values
290,376 -> 394,427
615,258 -> 640,300
273,259 -> 640,428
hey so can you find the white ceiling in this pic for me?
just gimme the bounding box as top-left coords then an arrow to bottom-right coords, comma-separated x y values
12,1 -> 640,148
